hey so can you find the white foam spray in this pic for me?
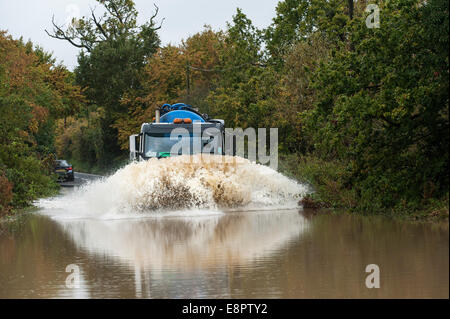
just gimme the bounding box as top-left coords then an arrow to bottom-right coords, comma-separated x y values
37,154 -> 307,219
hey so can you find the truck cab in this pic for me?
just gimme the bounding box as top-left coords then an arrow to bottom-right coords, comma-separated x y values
129,103 -> 225,161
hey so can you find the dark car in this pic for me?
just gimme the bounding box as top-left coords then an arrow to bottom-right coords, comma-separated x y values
55,160 -> 74,182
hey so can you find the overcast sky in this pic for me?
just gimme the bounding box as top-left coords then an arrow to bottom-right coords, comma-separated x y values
0,0 -> 280,70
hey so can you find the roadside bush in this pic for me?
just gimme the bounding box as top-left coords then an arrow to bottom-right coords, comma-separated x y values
2,155 -> 58,208
55,112 -> 104,170
0,169 -> 13,216
280,154 -> 449,220
280,154 -> 358,209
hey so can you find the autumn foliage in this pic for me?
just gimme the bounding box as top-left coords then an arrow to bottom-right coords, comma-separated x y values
1,0 -> 448,217
0,31 -> 86,209
0,170 -> 13,215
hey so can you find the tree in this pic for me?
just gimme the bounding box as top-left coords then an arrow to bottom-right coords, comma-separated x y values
1,31 -> 85,208
265,0 -> 315,66
113,45 -> 186,149
265,0 -> 370,68
303,0 -> 449,209
205,9 -> 268,128
113,26 -> 226,150
46,0 -> 161,165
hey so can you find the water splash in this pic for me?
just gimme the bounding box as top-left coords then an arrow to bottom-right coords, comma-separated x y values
37,155 -> 307,218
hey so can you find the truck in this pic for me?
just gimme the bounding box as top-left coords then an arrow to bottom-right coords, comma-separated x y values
129,103 -> 226,161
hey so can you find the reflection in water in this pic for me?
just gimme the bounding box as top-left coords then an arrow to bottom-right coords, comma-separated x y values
59,211 -> 308,270
58,211 -> 308,298
0,210 -> 448,298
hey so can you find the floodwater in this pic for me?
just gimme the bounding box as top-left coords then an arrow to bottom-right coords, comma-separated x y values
0,163 -> 448,299
0,203 -> 448,298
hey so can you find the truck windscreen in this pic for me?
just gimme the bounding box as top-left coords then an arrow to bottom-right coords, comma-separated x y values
144,133 -> 214,157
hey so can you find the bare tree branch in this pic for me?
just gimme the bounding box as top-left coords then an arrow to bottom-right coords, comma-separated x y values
45,15 -> 92,52
151,4 -> 164,30
90,7 -> 109,40
107,1 -> 124,25
150,4 -> 159,21
46,2 -> 162,51
123,10 -> 134,25
154,17 -> 165,31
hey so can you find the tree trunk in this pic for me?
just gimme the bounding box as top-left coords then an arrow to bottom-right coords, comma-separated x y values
348,0 -> 354,20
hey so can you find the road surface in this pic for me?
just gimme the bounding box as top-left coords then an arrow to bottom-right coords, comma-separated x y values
59,171 -> 102,187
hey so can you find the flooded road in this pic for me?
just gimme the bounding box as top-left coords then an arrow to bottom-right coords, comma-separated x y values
0,165 -> 448,299
0,199 -> 448,298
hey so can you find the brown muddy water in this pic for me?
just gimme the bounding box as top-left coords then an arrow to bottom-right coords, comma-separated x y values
0,196 -> 448,298
0,160 -> 448,298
